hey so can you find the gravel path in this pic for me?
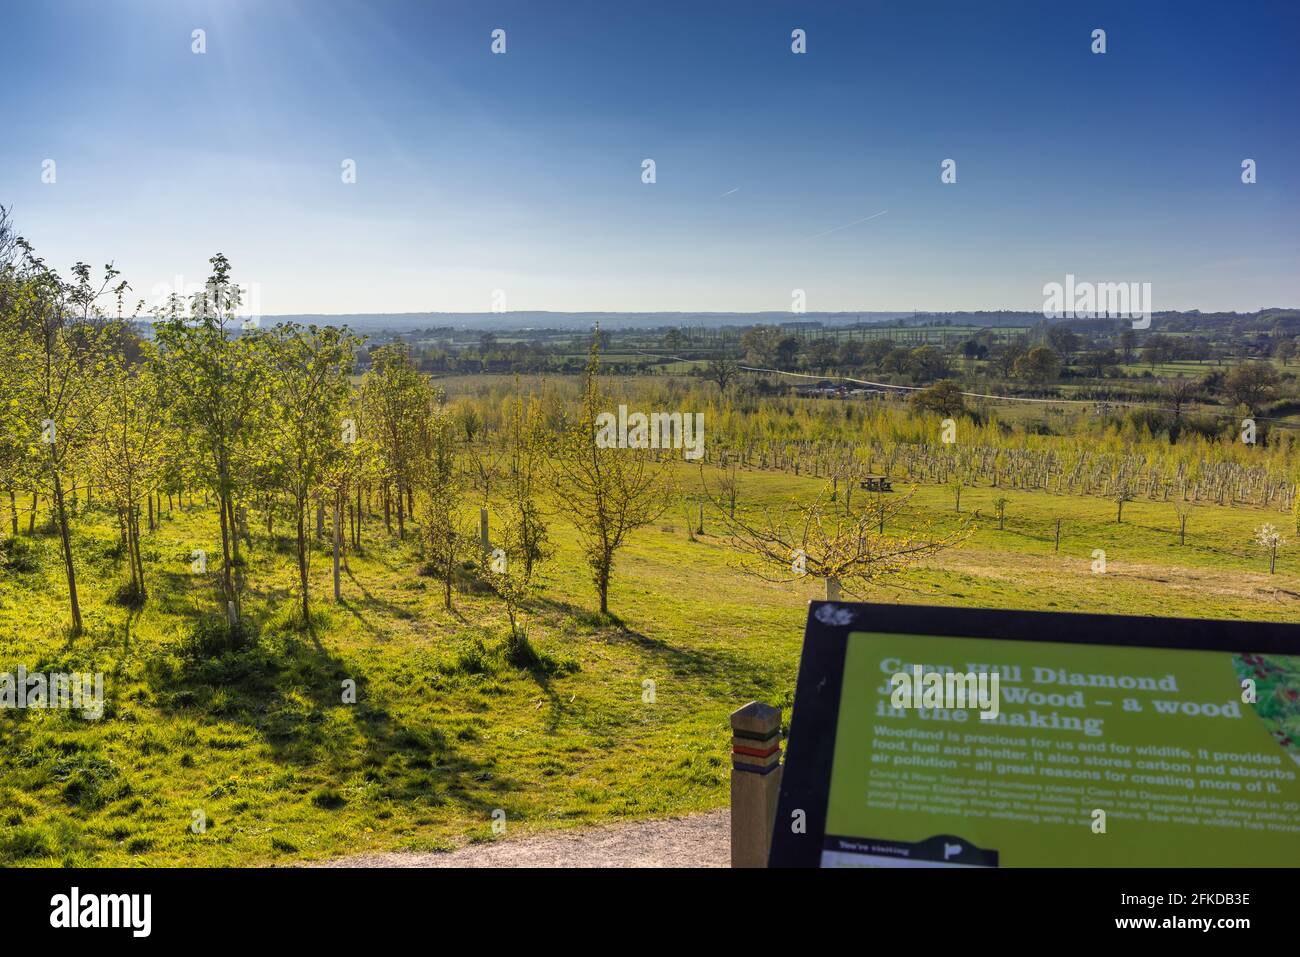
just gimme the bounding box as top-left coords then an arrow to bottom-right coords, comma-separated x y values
314,809 -> 729,868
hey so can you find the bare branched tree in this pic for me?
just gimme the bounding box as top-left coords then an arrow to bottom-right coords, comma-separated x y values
705,477 -> 968,600
549,335 -> 669,616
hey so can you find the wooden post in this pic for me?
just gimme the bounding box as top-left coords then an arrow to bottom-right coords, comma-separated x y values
730,701 -> 782,868
479,508 -> 490,559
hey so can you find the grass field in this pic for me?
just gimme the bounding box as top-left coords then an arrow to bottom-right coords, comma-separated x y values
2,464 -> 1298,866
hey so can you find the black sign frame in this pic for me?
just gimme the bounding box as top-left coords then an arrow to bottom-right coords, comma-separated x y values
768,601 -> 1300,868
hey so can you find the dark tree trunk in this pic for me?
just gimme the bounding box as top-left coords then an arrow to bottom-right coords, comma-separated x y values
396,482 -> 405,539
297,499 -> 310,624
218,492 -> 239,625
51,467 -> 82,634
333,490 -> 342,601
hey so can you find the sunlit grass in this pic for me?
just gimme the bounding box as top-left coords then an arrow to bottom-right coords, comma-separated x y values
1,464 -> 1296,865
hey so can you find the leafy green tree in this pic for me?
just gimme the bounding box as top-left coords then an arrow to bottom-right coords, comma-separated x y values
1142,334 -> 1174,370
0,208 -> 32,537
416,394 -> 464,611
94,356 -> 167,602
153,254 -> 265,631
1046,325 -> 1080,363
1014,346 -> 1063,384
774,335 -> 801,370
806,339 -> 839,373
906,345 -> 949,382
550,339 -> 668,616
11,253 -> 126,634
740,326 -> 780,366
993,496 -> 1009,530
499,390 -> 552,580
910,379 -> 966,418
1118,329 -> 1137,363
264,323 -> 359,623
1223,361 -> 1279,411
361,344 -> 427,539
483,395 -> 554,656
990,342 -> 1026,378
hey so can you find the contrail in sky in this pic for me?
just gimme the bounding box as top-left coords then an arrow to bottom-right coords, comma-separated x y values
806,209 -> 888,239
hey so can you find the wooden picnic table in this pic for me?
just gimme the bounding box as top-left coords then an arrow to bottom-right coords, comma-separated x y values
860,476 -> 893,492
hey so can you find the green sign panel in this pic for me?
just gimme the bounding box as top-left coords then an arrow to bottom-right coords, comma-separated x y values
770,604 -> 1300,868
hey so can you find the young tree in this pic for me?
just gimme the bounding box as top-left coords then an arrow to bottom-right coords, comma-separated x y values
499,390 -> 553,579
264,323 -> 359,623
361,344 -> 427,540
95,356 -> 167,602
1173,500 -> 1190,546
1113,482 -> 1134,524
12,253 -> 124,634
0,209 -> 32,538
993,496 -> 1009,530
483,392 -> 553,656
1255,524 -> 1285,575
483,517 -> 543,659
417,395 -> 465,611
715,460 -> 741,519
341,393 -> 381,552
550,338 -> 669,616
714,480 -> 966,600
153,255 -> 265,631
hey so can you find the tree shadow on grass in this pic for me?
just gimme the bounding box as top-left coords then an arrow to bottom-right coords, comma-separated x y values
144,619 -> 515,817
525,594 -> 615,631
522,663 -> 566,735
341,567 -> 429,628
528,593 -> 776,699
134,570 -> 212,619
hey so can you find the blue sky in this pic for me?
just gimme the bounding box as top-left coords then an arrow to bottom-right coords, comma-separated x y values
1,0 -> 1297,315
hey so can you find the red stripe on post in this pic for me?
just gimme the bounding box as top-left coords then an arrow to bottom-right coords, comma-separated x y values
732,743 -> 780,758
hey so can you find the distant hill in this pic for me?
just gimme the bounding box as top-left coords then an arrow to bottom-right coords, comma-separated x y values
212,311 -> 915,333
133,308 -> 1300,336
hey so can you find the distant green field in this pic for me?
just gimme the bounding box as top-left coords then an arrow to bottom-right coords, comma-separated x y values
1113,356 -> 1293,377
2,464 -> 1297,865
